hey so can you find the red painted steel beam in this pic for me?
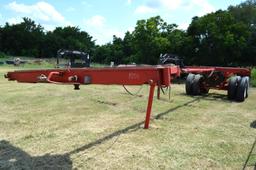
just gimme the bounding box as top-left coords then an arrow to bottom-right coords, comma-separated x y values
5,66 -> 180,129
6,66 -> 180,86
182,66 -> 250,77
144,81 -> 156,129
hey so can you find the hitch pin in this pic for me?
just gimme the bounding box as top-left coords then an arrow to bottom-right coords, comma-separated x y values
37,74 -> 47,82
68,75 -> 78,82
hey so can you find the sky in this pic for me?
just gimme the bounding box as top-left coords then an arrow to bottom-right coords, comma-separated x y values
0,0 -> 245,45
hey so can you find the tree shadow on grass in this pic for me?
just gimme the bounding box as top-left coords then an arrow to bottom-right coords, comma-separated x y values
250,120 -> 256,129
242,122 -> 256,170
0,140 -> 72,170
68,98 -> 200,156
242,137 -> 256,170
0,98 -> 200,169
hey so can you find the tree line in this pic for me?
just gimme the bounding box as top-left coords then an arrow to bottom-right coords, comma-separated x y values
0,0 -> 255,66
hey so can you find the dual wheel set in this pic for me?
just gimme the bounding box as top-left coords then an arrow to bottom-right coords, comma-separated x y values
185,73 -> 209,96
185,73 -> 250,102
227,76 -> 250,102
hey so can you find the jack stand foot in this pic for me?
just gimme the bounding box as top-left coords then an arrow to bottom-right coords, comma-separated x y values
74,84 -> 80,90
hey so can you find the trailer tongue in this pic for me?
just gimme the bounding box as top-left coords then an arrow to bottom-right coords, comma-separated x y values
5,65 -> 180,129
4,64 -> 251,129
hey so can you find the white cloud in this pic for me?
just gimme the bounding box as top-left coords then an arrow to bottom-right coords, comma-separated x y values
5,16 -> 71,31
127,26 -> 134,33
134,0 -> 215,16
5,1 -> 71,30
135,0 -> 182,14
7,1 -> 65,23
112,30 -> 125,39
127,0 -> 132,5
7,17 -> 23,25
84,15 -> 126,44
0,13 -> 2,24
81,1 -> 92,7
86,15 -> 105,27
134,5 -> 157,14
159,0 -> 182,10
66,7 -> 75,12
43,24 -> 58,31
178,22 -> 189,30
191,0 -> 215,16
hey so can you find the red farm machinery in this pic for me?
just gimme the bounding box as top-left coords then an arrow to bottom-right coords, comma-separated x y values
4,54 -> 251,129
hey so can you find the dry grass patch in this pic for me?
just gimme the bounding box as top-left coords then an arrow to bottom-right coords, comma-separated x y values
0,67 -> 255,169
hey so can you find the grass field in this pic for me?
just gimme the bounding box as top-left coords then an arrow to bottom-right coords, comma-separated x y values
252,68 -> 256,87
0,66 -> 256,169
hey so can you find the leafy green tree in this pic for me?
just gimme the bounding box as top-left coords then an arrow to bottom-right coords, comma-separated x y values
0,26 -> 3,52
1,18 -> 44,57
0,18 -> 95,58
93,36 -> 126,64
187,10 -> 250,66
132,16 -> 173,64
42,26 -> 95,58
228,0 -> 256,26
122,31 -> 134,63
229,0 -> 256,65
93,44 -> 112,63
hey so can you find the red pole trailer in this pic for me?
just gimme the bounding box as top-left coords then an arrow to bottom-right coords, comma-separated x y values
4,65 -> 251,128
5,66 -> 180,129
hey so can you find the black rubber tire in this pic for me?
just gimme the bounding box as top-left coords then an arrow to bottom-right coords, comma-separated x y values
192,74 -> 202,95
228,76 -> 238,100
236,76 -> 248,102
185,73 -> 195,95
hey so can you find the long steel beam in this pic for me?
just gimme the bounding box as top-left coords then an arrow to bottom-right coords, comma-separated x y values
5,66 -> 180,129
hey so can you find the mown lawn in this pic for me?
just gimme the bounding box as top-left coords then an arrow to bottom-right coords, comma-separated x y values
0,66 -> 255,169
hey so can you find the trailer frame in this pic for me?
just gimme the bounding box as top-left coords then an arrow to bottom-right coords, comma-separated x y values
5,65 -> 251,128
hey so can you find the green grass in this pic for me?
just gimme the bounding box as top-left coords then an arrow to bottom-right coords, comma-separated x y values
251,68 -> 256,87
0,56 -> 107,69
0,66 -> 256,169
